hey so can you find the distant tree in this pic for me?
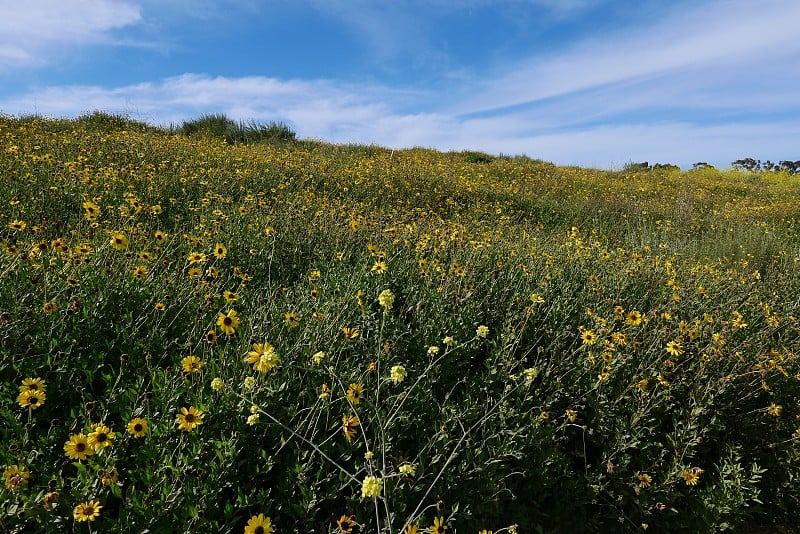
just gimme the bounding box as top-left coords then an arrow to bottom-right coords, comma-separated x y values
692,162 -> 714,170
779,160 -> 800,174
731,158 -> 800,174
732,158 -> 759,172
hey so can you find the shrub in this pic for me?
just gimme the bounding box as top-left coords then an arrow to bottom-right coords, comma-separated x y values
179,114 -> 296,145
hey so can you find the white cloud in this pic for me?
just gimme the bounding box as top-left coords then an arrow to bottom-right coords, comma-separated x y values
0,0 -> 141,70
2,72 -> 797,169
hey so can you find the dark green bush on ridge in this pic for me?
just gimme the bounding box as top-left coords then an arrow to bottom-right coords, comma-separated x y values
178,113 -> 296,145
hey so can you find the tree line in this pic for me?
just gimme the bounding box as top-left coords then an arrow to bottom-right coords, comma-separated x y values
731,158 -> 800,174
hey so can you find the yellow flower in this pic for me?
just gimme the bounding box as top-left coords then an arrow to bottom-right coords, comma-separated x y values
17,389 -> 46,410
312,351 -> 325,364
581,329 -> 596,345
337,515 -> 356,533
42,301 -> 58,315
64,434 -> 94,460
244,513 -> 272,534
390,365 -> 406,384
87,423 -> 115,450
476,325 -> 490,338
625,310 -> 643,325
638,472 -> 652,488
371,260 -> 387,274
347,383 -> 364,404
682,467 -> 703,486
378,288 -> 395,310
205,329 -> 218,344
73,500 -> 102,522
399,463 -> 416,476
181,355 -> 205,373
665,340 -> 683,356
176,406 -> 205,432
530,293 -> 545,304
246,342 -> 279,373
82,201 -> 101,220
342,327 -> 359,339
342,414 -> 359,442
127,418 -> 148,438
431,516 -> 447,534
217,310 -> 240,336
767,403 -> 783,416
523,367 -> 538,383
187,251 -> 207,264
213,243 -> 227,259
3,465 -> 29,491
8,220 -> 26,231
285,311 -> 300,328
110,232 -> 128,250
361,475 -> 382,498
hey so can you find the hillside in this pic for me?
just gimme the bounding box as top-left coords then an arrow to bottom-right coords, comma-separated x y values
1,114 -> 799,532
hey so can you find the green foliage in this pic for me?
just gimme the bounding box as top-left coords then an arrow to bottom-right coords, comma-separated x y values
461,151 -> 495,164
178,113 -> 296,146
1,115 -> 799,532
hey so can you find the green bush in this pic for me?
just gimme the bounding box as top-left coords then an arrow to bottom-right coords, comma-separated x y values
179,114 -> 296,145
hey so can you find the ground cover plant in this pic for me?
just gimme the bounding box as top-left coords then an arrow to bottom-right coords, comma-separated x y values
1,112 -> 799,533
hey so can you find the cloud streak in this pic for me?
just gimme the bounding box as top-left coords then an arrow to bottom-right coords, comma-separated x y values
458,0 -> 800,115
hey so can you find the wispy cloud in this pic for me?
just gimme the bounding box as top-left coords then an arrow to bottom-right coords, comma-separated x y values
458,0 -> 800,115
0,0 -> 141,70
0,74 -> 407,138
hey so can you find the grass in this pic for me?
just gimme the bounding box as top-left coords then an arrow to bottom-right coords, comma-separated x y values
1,113 -> 799,533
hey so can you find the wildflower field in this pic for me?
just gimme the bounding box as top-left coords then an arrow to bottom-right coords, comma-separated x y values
1,113 -> 799,533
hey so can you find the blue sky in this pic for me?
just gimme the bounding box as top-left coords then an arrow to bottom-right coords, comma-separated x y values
2,0 -> 799,168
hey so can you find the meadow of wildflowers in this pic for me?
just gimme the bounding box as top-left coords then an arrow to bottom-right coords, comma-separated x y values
1,113 -> 799,532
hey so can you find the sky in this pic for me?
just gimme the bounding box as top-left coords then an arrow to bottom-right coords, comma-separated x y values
1,0 -> 799,169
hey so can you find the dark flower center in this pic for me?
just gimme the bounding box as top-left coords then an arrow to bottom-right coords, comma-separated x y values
254,528 -> 265,534
96,434 -> 107,443
185,414 -> 195,423
29,396 -> 39,404
223,317 -> 232,326
134,424 -> 143,432
76,443 -> 86,452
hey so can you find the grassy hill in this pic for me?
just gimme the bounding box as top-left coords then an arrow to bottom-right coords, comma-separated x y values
1,113 -> 799,532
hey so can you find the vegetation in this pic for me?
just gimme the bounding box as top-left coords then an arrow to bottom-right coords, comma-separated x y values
178,113 -> 297,145
1,113 -> 799,533
732,158 -> 800,175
